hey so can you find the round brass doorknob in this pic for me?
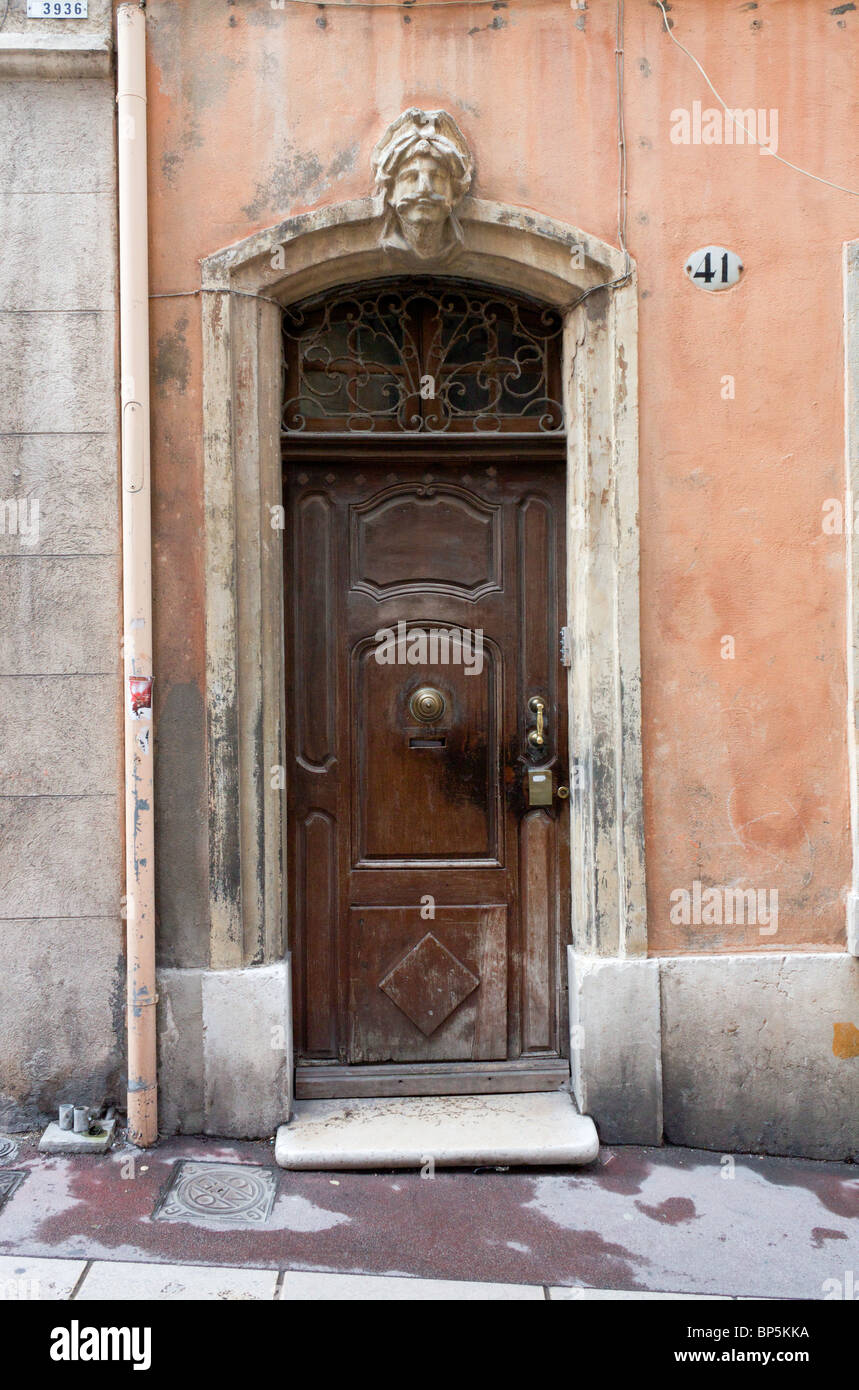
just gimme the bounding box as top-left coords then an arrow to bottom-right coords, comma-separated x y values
409,686 -> 446,723
556,785 -> 570,800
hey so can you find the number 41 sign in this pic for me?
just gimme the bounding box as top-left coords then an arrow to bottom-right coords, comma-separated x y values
27,1 -> 88,15
685,246 -> 744,292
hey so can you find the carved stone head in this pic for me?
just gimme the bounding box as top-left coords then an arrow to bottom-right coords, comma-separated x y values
372,109 -> 473,263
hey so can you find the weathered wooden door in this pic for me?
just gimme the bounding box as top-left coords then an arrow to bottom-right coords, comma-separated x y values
286,449 -> 570,1097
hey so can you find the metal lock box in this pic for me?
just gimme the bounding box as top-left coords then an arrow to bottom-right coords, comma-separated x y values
527,769 -> 553,806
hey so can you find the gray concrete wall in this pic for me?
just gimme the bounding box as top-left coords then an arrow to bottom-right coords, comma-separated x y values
0,2 -> 123,1130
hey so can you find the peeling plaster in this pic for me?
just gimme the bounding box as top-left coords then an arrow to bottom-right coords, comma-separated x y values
242,144 -> 359,222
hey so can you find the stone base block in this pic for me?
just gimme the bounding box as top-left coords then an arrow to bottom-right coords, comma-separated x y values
661,953 -> 859,1161
157,959 -> 291,1139
568,949 -> 663,1144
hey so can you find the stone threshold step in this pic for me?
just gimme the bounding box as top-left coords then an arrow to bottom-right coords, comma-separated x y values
275,1092 -> 599,1170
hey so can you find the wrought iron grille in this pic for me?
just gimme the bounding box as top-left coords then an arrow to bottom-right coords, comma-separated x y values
281,279 -> 564,434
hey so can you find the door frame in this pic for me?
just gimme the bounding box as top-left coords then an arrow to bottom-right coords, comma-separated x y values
199,195 -> 647,1120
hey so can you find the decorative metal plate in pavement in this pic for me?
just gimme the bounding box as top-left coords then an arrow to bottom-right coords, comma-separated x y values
0,1138 -> 20,1166
154,1161 -> 278,1226
0,1171 -> 26,1209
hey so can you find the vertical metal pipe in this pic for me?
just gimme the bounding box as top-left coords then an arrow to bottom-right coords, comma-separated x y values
117,2 -> 157,1146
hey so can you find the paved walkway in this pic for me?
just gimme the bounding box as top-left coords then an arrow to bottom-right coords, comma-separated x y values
0,1254 -> 740,1300
0,1133 -> 856,1300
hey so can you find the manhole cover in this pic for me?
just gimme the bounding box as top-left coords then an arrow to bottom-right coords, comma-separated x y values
154,1161 -> 277,1226
0,1172 -> 25,1209
0,1139 -> 19,1166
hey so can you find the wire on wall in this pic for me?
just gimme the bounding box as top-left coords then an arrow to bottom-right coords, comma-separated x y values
567,0 -> 633,313
275,0 -> 523,8
654,0 -> 859,200
150,288 -> 283,306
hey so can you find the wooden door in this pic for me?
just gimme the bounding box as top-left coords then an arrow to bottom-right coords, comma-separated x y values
286,448 -> 570,1097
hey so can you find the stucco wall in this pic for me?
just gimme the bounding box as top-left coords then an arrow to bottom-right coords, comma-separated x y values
0,0 -> 124,1128
142,0 -> 856,966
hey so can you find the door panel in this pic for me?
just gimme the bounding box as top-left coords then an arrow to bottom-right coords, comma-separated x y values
348,906 -> 507,1062
350,485 -> 502,600
286,454 -> 569,1082
354,633 -> 499,862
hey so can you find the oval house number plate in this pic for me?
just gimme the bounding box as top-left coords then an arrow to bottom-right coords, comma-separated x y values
685,246 -> 744,291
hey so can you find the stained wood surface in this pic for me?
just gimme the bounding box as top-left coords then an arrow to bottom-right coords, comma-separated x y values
285,454 -> 569,1080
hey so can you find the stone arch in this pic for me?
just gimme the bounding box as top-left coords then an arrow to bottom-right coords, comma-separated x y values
198,194 -> 649,1124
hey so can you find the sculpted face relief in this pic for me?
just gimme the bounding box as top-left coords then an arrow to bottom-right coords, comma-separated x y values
372,108 -> 473,262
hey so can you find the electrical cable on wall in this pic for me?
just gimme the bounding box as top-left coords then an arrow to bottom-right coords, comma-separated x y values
276,0 -> 521,8
150,288 -> 282,305
655,0 -> 859,199
567,0 -> 633,312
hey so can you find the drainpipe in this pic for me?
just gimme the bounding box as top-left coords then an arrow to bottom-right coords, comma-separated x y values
117,2 -> 157,1146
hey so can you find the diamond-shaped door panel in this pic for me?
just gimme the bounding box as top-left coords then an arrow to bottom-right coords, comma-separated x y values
379,933 -> 479,1037
348,905 -> 507,1063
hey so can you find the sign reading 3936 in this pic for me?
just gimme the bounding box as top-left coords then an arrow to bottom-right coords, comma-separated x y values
27,1 -> 87,16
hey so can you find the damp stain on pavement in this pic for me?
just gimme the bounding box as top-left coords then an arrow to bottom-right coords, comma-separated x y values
634,1196 -> 699,1225
0,1136 -> 855,1299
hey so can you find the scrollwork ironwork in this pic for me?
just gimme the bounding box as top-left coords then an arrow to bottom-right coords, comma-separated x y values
282,279 -> 564,434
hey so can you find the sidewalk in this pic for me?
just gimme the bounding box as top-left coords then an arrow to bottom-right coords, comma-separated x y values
0,1133 -> 856,1300
0,1256 -> 739,1301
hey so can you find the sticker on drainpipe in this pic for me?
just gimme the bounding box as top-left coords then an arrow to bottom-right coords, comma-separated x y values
685,246 -> 743,291
129,676 -> 153,721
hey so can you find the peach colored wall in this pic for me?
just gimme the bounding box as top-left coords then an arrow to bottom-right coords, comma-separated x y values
140,0 -> 857,959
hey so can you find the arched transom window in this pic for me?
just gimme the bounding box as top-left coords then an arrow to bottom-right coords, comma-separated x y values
281,278 -> 564,435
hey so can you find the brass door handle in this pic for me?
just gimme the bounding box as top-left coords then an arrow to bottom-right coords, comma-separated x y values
527,695 -> 546,748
